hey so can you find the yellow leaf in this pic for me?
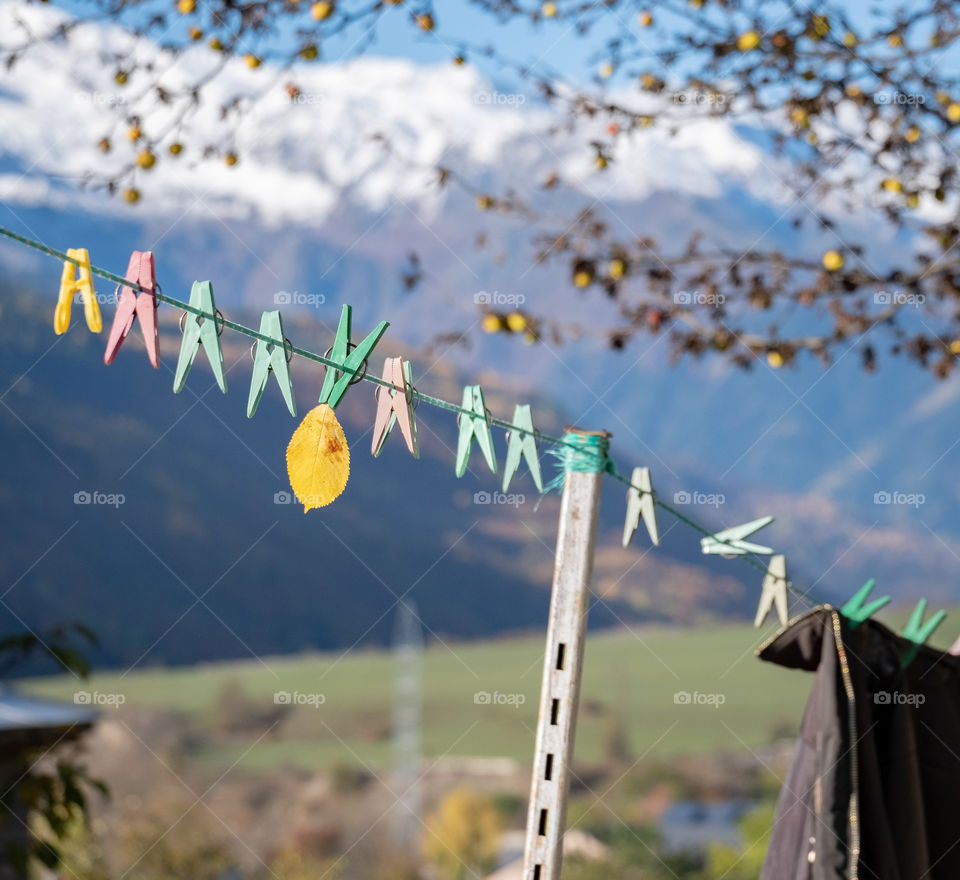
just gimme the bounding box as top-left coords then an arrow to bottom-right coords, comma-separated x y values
286,404 -> 350,511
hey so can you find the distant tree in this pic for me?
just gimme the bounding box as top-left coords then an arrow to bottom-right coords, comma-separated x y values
0,624 -> 106,879
421,787 -> 500,880
4,2 -> 960,375
699,802 -> 775,880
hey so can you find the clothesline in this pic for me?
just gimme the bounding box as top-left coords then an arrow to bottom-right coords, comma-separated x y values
0,224 -> 815,601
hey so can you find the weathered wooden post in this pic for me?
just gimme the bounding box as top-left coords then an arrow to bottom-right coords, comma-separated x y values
521,428 -> 608,880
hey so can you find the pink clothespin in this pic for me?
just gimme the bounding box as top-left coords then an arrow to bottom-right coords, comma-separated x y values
371,357 -> 419,458
950,634 -> 960,656
104,250 -> 160,368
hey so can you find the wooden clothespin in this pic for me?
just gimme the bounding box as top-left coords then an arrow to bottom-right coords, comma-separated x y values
755,554 -> 788,627
318,305 -> 388,410
701,516 -> 774,557
502,405 -> 542,493
455,385 -> 497,476
54,248 -> 101,335
173,281 -> 227,395
247,310 -> 296,418
371,357 -> 419,458
901,599 -> 946,668
622,466 -> 659,547
840,579 -> 890,628
104,250 -> 159,368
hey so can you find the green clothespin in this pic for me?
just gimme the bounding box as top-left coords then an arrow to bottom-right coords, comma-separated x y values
840,579 -> 890,628
502,404 -> 542,493
455,385 -> 497,477
173,281 -> 227,395
901,599 -> 947,668
247,310 -> 296,418
318,305 -> 389,409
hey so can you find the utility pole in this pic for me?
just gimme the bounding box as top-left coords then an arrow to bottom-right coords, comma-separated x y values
393,598 -> 423,856
521,428 -> 608,880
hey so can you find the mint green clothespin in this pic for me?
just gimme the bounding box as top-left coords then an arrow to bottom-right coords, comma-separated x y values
840,579 -> 890,628
247,310 -> 296,418
318,305 -> 388,409
901,599 -> 947,668
502,404 -> 542,492
173,281 -> 227,395
456,385 -> 496,476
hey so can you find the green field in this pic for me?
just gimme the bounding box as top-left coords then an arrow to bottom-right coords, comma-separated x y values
21,621 -> 829,772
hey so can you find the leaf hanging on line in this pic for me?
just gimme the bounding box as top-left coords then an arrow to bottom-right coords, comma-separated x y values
286,403 -> 350,511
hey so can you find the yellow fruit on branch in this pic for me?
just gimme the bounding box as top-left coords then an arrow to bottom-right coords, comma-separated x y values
245,54 -> 262,68
224,152 -> 239,166
123,188 -> 140,204
608,258 -> 626,280
822,250 -> 844,271
638,11 -> 652,26
882,177 -> 903,193
737,31 -> 760,52
416,13 -> 435,31
311,1 -> 333,20
114,71 -> 128,85
476,195 -> 493,210
177,0 -> 195,13
168,142 -> 183,155
300,44 -> 319,60
481,313 -> 503,333
505,312 -> 527,332
209,38 -> 224,51
948,102 -> 960,123
767,350 -> 784,368
542,2 -> 557,17
127,125 -> 141,140
573,261 -> 595,287
188,26 -> 202,40
136,150 -> 156,169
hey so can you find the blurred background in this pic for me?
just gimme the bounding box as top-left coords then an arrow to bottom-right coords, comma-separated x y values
1,0 -> 959,876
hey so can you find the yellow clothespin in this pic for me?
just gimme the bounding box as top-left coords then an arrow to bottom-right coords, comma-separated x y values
55,248 -> 101,335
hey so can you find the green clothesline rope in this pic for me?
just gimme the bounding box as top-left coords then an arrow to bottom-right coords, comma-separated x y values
0,224 -> 809,599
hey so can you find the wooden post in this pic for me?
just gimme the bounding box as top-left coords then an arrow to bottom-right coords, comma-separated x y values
521,428 -> 607,880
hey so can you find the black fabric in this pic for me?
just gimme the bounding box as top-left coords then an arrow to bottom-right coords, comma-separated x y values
757,607 -> 960,880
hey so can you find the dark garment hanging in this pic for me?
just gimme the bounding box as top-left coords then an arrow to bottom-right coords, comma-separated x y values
757,606 -> 960,880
